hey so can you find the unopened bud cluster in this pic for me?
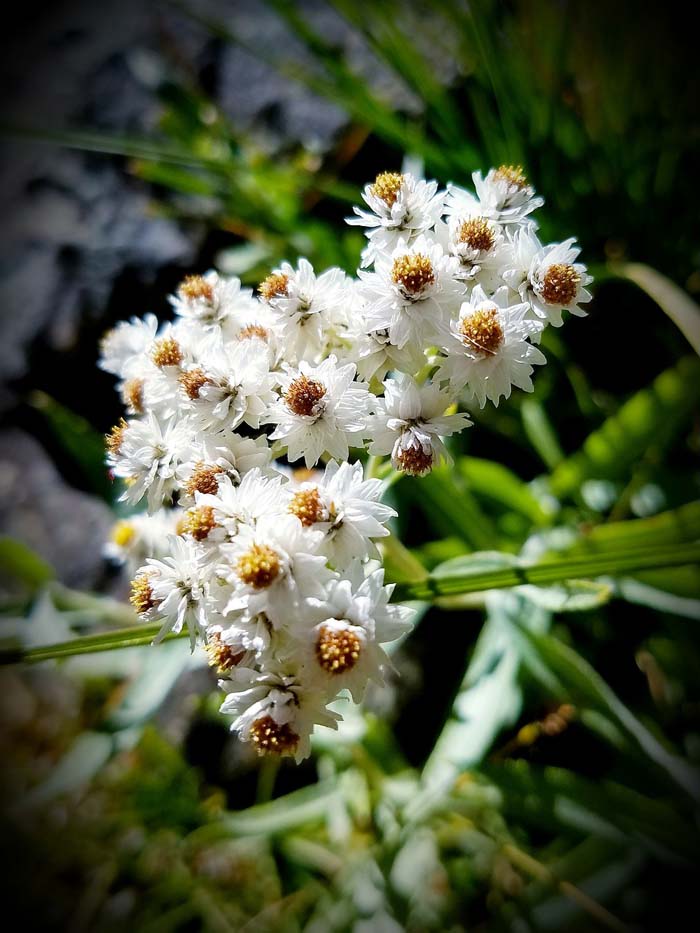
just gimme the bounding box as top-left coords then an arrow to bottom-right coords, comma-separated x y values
101,165 -> 590,760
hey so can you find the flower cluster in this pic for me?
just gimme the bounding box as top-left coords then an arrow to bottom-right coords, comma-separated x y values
101,165 -> 590,761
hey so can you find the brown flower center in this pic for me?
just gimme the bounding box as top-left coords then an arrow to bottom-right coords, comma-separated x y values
391,253 -> 435,298
259,273 -> 290,302
238,324 -> 270,342
493,164 -> 528,189
458,217 -> 495,253
460,307 -> 504,356
106,418 -> 128,455
179,505 -> 218,541
316,624 -> 362,674
236,544 -> 280,589
129,573 -> 157,615
179,274 -> 215,303
541,263 -> 580,306
395,442 -> 434,476
289,487 -> 327,526
285,376 -> 326,417
185,462 -> 225,497
370,171 -> 404,207
152,337 -> 183,368
249,715 -> 299,755
205,630 -> 244,673
179,368 -> 210,400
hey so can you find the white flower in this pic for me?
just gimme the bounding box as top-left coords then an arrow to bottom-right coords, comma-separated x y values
438,285 -> 546,407
99,313 -> 159,379
258,259 -> 349,363
221,514 -> 335,627
459,165 -> 544,226
434,213 -> 511,288
299,566 -> 413,703
369,373 -> 471,475
179,338 -> 275,431
108,412 -> 192,512
346,171 -> 445,267
287,460 -> 396,569
133,535 -> 215,648
196,468 -> 284,537
358,235 -> 464,350
219,666 -> 341,762
104,510 -> 180,571
502,228 -> 593,327
169,270 -> 260,333
265,356 -> 373,468
342,309 -> 427,385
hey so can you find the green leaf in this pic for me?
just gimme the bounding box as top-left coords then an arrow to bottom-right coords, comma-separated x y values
0,536 -> 55,592
521,399 -> 565,470
223,778 -> 340,836
549,356 -> 700,500
518,579 -> 612,612
457,456 -> 551,526
21,732 -> 114,807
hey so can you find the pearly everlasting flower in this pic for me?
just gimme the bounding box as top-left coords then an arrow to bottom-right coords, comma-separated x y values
438,285 -> 546,406
435,214 -> 510,288
258,259 -> 349,363
131,535 -> 215,648
169,270 -> 259,332
460,165 -> 544,226
370,373 -> 472,475
358,235 -> 464,349
179,430 -> 271,506
265,356 -> 373,467
347,171 -> 445,267
220,667 -> 341,763
221,514 -> 335,627
104,510 -> 180,571
502,228 -> 593,327
287,460 -> 396,569
107,411 -> 192,512
196,469 -> 284,537
99,313 -> 159,380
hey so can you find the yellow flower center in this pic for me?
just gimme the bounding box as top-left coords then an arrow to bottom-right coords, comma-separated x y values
129,573 -> 157,615
315,624 -> 362,674
111,520 -> 135,548
258,273 -> 290,302
391,253 -> 435,298
152,337 -> 183,368
179,274 -> 215,303
493,164 -> 528,189
105,418 -> 128,455
458,217 -> 495,253
122,378 -> 144,414
460,307 -> 504,356
236,544 -> 281,589
370,171 -> 404,207
205,630 -> 244,673
179,505 -> 218,541
285,376 -> 326,417
238,324 -> 270,342
541,263 -> 580,306
179,368 -> 210,400
249,715 -> 299,755
288,486 -> 327,526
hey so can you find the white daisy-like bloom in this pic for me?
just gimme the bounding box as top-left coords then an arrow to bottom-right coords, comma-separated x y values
195,469 -> 284,538
434,213 -> 511,289
502,227 -> 593,328
169,270 -> 259,332
300,566 -> 413,702
438,285 -> 546,407
220,513 -> 335,627
99,313 -> 159,379
179,430 -> 271,506
461,165 -> 544,226
369,373 -> 472,476
219,666 -> 341,763
342,310 -> 427,385
179,338 -> 275,431
286,460 -> 396,569
258,259 -> 349,364
130,535 -> 214,649
358,235 -> 464,350
265,356 -> 373,468
346,171 -> 445,267
107,411 -> 192,512
104,510 -> 180,571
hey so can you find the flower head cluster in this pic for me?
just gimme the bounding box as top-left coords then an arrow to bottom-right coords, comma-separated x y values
101,164 -> 590,760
